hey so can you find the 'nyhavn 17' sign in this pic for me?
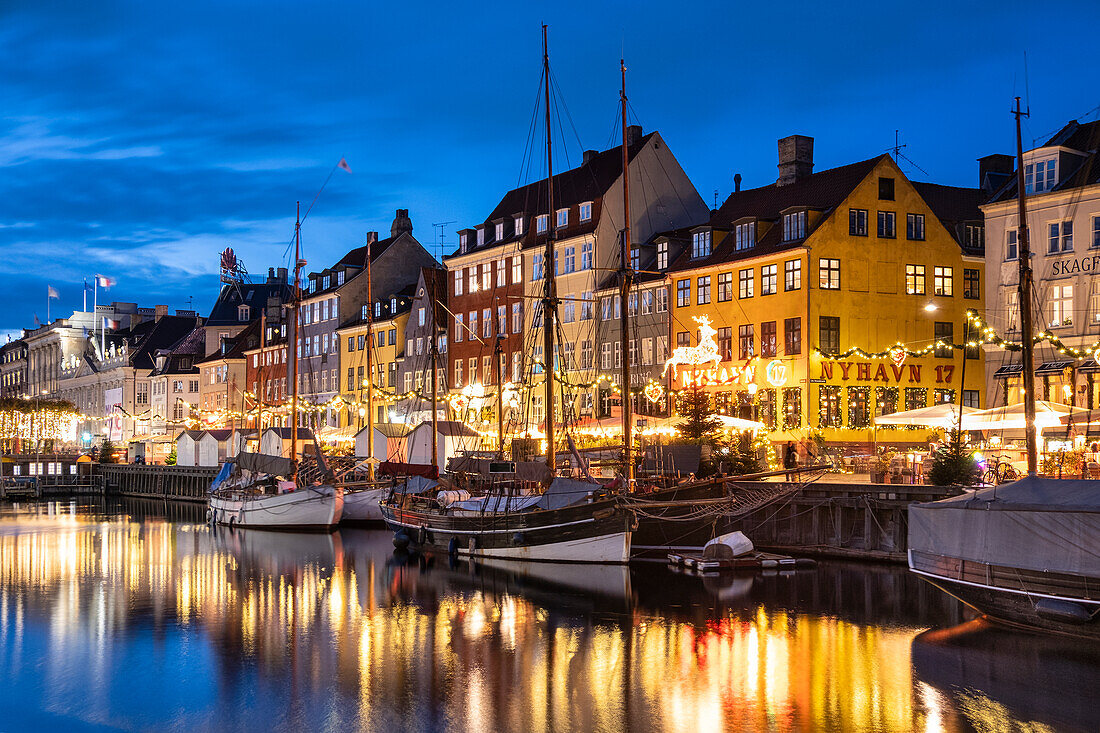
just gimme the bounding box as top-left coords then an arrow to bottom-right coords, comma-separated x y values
821,361 -> 954,384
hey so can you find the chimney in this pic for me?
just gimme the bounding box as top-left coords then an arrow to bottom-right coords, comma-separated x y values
390,208 -> 413,237
626,125 -> 643,147
777,135 -> 814,186
267,267 -> 275,282
734,173 -> 742,192
582,149 -> 598,165
366,231 -> 378,246
277,266 -> 288,282
978,153 -> 1015,194
154,304 -> 168,322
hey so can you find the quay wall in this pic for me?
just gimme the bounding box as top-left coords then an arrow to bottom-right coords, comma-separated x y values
740,482 -> 960,563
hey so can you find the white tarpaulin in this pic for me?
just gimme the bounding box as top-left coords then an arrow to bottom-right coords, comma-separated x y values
874,403 -> 976,427
959,401 -> 1091,431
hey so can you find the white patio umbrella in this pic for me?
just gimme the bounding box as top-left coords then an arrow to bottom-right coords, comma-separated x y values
873,403 -> 977,428
960,401 -> 1091,431
714,415 -> 767,431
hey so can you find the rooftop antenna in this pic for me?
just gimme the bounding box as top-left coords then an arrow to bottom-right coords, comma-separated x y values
432,220 -> 456,260
713,189 -> 719,209
887,130 -> 928,176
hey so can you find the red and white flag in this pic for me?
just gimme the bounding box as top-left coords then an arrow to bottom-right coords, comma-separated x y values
97,275 -> 115,288
337,157 -> 352,174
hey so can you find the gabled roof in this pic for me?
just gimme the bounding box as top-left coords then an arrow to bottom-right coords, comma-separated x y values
669,156 -> 883,272
447,132 -> 657,258
198,319 -> 260,364
911,181 -> 986,254
206,281 -> 291,326
986,119 -> 1100,203
304,234 -> 404,301
126,315 -> 202,370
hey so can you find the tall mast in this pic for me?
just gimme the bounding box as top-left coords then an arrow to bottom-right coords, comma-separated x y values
258,307 -> 266,436
430,274 -> 439,471
541,24 -> 557,475
495,334 -> 504,458
290,201 -> 301,471
365,237 -> 375,480
1014,97 -> 1038,476
618,58 -> 634,486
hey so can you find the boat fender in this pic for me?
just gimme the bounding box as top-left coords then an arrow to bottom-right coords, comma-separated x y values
1035,598 -> 1092,625
206,508 -> 214,524
228,515 -> 235,528
418,525 -> 429,546
448,537 -> 459,556
393,531 -> 410,550
512,532 -> 526,546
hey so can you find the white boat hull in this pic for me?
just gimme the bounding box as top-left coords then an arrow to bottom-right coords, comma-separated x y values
341,487 -> 388,523
458,530 -> 631,564
209,485 -> 343,531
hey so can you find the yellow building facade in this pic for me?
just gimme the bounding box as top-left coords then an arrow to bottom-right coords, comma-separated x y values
336,308 -> 408,431
668,150 -> 986,449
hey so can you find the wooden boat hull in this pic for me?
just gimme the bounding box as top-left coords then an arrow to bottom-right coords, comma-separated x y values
380,499 -> 634,564
341,486 -> 388,523
909,549 -> 1100,639
209,485 -> 343,531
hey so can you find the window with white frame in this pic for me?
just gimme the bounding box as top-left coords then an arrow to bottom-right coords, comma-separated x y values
454,269 -> 463,296
454,360 -> 463,388
676,279 -> 690,307
640,289 -> 653,315
564,246 -> 576,273
697,276 -> 711,305
656,241 -> 668,270
1006,230 -> 1018,260
454,314 -> 463,342
512,352 -> 522,381
738,268 -> 754,299
481,264 -> 491,291
536,214 -> 548,233
905,264 -> 926,295
556,209 -> 569,228
514,216 -> 524,236
877,211 -> 896,238
497,259 -> 506,287
476,228 -> 485,246
579,202 -> 592,221
512,303 -> 523,333
581,292 -> 594,320
784,260 -> 802,291
1048,221 -> 1073,253
630,247 -> 640,271
468,267 -> 478,293
581,241 -> 593,270
1025,159 -> 1056,194
717,272 -> 733,302
1050,284 -> 1073,327
761,264 -> 777,295
495,222 -> 504,241
735,221 -> 755,250
512,256 -> 522,282
1093,216 -> 1100,249
906,213 -> 925,240
783,211 -> 807,241
532,253 -> 544,280
692,230 -> 712,258
459,233 -> 468,252
655,287 -> 668,313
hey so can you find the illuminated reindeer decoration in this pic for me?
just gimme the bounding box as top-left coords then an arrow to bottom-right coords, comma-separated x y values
663,315 -> 721,377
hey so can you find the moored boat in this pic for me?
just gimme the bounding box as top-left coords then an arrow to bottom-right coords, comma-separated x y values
209,452 -> 343,531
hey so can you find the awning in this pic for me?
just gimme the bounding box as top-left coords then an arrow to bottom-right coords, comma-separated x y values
992,364 -> 1023,378
873,403 -> 977,427
1079,360 -> 1100,374
1035,360 -> 1074,376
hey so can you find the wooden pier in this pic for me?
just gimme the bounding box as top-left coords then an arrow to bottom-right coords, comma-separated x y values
96,464 -> 218,502
740,482 -> 961,563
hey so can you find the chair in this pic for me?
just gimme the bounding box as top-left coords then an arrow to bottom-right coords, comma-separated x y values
1087,461 -> 1100,480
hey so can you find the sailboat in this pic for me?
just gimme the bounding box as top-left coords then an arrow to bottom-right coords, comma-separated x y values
908,99 -> 1100,637
208,202 -> 344,531
378,26 -> 635,563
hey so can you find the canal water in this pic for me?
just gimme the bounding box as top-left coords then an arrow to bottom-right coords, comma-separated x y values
1,499 -> 1098,732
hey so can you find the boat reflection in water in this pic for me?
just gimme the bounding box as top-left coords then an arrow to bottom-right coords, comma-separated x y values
0,499 -> 1095,732
911,619 -> 1100,733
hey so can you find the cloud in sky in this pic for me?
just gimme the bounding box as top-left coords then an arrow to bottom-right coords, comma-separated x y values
2,0 -> 1099,335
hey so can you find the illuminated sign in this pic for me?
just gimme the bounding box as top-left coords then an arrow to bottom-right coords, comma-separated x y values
765,360 -> 787,387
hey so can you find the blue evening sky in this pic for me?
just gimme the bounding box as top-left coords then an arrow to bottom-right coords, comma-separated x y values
2,0 -> 1098,338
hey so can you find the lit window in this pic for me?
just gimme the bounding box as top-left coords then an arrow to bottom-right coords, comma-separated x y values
1051,285 -> 1073,327
735,221 -> 755,250
905,264 -> 926,295
933,266 -> 953,296
782,211 -> 806,241
784,260 -> 802,291
819,258 -> 840,289
761,264 -> 777,295
717,272 -> 732,302
676,279 -> 690,307
697,276 -> 711,305
738,268 -> 754,299
692,230 -> 712,258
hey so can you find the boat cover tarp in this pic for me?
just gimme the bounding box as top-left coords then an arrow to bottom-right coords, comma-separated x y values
402,475 -> 439,495
448,456 -> 553,483
909,476 -> 1100,576
449,494 -> 543,513
536,478 -> 602,510
210,461 -> 234,492
235,452 -> 294,477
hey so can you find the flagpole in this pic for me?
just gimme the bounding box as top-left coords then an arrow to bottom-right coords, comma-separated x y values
46,286 -> 50,324
83,279 -> 87,313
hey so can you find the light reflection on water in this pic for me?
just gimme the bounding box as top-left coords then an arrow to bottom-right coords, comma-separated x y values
1,499 -> 1098,732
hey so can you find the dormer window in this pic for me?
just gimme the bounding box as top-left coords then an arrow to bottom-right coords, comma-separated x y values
337,271 -> 345,285
390,297 -> 397,313
556,209 -> 569,228
322,275 -> 330,289
630,247 -> 640,270
782,211 -> 807,242
536,214 -> 548,233
692,230 -> 712,259
1025,159 -> 1056,194
579,202 -> 592,222
374,302 -> 381,319
476,227 -> 485,246
514,216 -> 525,235
362,305 -> 370,320
734,221 -> 756,251
238,305 -> 250,322
459,232 -> 469,252
495,222 -> 504,241
656,241 -> 668,270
